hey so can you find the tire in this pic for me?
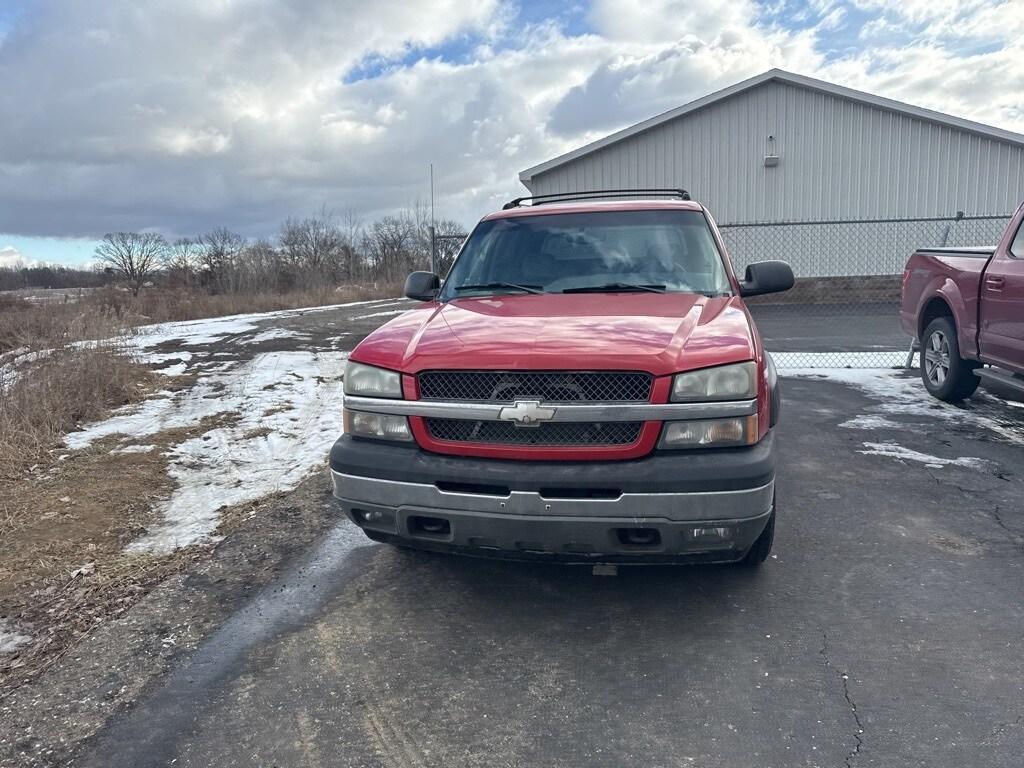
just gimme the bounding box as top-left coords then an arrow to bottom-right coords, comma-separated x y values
739,497 -> 775,566
920,317 -> 980,402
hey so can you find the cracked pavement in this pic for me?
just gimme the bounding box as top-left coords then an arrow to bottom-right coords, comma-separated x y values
2,305 -> 1022,767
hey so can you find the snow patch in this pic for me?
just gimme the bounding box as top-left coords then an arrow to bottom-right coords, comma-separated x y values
784,368 -> 1024,447
154,362 -> 189,376
130,298 -> 405,349
128,351 -> 348,553
133,316 -> 266,348
114,444 -> 158,454
0,621 -> 31,654
241,328 -> 309,345
66,350 -> 349,553
839,415 -> 901,430
146,351 -> 194,365
858,442 -> 990,470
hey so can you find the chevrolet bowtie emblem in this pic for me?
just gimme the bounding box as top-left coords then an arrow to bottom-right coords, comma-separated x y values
498,400 -> 556,427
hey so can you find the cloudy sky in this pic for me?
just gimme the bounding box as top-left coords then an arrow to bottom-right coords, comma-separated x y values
1,0 -> 1022,266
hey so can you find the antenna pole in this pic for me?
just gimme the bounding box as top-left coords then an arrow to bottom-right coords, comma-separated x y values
429,163 -> 437,275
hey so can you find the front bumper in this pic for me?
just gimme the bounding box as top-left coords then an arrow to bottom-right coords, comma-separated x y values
330,432 -> 775,562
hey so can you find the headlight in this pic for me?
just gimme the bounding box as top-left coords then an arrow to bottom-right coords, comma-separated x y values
344,361 -> 402,398
343,409 -> 413,441
660,415 -> 758,449
671,361 -> 756,402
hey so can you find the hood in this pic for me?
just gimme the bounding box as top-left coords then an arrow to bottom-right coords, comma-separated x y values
351,293 -> 756,377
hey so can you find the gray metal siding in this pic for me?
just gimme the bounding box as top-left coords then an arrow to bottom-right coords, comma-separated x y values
529,81 -> 1024,223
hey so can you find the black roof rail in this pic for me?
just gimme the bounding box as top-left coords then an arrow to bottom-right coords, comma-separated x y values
502,188 -> 691,210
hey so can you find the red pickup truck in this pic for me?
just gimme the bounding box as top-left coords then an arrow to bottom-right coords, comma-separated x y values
901,202 -> 1024,402
331,190 -> 794,564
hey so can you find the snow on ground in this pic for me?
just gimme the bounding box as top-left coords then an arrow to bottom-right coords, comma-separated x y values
858,442 -> 989,470
113,444 -> 158,454
839,415 -> 901,430
241,327 -> 311,345
66,349 -> 348,554
58,304 -> 405,554
0,620 -> 31,654
0,347 -> 54,387
784,365 -> 1024,470
129,298 -> 403,349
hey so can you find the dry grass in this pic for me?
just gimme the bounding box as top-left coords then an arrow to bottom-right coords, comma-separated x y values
0,345 -> 153,480
0,416 -> 244,690
0,296 -> 126,355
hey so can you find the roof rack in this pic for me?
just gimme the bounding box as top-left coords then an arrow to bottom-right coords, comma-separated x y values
502,188 -> 691,210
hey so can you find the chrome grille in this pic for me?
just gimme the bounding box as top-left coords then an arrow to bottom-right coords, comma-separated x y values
418,371 -> 652,403
425,419 -> 643,447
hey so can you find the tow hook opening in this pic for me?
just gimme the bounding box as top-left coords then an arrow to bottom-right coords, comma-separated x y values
409,515 -> 452,538
615,528 -> 662,548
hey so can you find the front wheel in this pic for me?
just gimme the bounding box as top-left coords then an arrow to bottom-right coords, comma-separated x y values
920,317 -> 980,402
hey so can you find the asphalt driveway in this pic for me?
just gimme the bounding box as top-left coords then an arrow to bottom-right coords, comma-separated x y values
73,367 -> 1024,766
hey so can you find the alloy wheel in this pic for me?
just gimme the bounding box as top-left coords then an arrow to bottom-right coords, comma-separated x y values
924,330 -> 951,386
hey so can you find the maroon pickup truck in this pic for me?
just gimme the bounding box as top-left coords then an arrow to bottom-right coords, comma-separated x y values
901,202 -> 1024,402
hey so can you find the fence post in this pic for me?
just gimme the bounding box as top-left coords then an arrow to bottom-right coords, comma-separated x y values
428,225 -> 438,275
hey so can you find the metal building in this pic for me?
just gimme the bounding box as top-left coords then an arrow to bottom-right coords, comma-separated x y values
519,69 -> 1024,224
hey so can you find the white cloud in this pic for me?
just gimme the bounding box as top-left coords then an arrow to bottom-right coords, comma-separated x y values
0,246 -> 27,268
0,0 -> 1021,240
589,0 -> 757,44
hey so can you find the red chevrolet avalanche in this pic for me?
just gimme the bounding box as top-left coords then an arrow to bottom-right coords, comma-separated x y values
331,190 -> 794,565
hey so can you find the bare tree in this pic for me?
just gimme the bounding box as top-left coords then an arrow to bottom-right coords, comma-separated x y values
339,209 -> 364,281
164,237 -> 202,287
432,218 -> 467,277
366,214 -> 417,282
94,232 -> 167,295
280,207 -> 346,287
235,238 -> 284,293
199,227 -> 245,293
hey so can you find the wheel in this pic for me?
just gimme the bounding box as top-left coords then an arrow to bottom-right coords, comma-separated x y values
920,317 -> 980,402
739,498 -> 775,566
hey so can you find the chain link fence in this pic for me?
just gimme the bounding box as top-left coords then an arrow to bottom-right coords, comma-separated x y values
718,214 -> 1011,367
433,213 -> 1013,369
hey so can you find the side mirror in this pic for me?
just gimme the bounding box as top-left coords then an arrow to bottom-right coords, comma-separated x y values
739,261 -> 795,298
404,271 -> 440,301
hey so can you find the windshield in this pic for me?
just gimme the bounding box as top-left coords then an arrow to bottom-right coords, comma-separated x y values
441,209 -> 732,299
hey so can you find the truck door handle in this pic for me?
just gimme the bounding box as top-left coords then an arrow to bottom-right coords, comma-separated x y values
986,276 -> 1005,290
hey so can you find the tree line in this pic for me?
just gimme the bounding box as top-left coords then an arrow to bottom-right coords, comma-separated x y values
1,206 -> 467,295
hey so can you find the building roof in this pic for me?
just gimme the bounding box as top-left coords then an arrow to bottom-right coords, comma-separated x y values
519,69 -> 1024,184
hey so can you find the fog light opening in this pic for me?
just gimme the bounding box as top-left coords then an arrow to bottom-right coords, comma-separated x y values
690,526 -> 733,543
616,528 -> 662,548
409,516 -> 451,537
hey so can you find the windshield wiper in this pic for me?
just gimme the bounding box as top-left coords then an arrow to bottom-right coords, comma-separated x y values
452,282 -> 544,295
561,282 -> 667,294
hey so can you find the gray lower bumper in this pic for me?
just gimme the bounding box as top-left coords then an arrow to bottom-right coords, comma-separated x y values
332,471 -> 774,560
